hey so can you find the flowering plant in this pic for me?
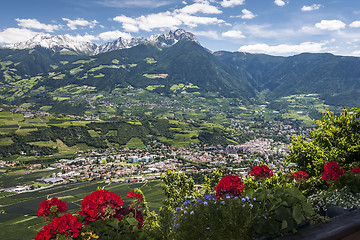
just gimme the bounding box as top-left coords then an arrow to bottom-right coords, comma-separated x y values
36,189 -> 148,240
78,189 -> 124,223
35,213 -> 82,240
172,193 -> 258,240
250,165 -> 273,181
127,190 -> 143,203
214,174 -> 245,198
351,166 -> 360,176
321,161 -> 345,184
293,171 -> 309,183
37,197 -> 67,222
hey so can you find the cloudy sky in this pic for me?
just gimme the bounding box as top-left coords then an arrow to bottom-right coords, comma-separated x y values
1,0 -> 360,56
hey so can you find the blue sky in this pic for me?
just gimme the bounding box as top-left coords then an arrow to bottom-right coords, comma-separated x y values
1,0 -> 360,56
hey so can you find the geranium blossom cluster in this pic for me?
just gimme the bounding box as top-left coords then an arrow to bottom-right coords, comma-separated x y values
78,189 -> 124,223
250,165 -> 273,180
215,174 -> 245,198
293,171 -> 309,183
35,213 -> 82,240
321,161 -> 345,184
127,190 -> 143,203
351,166 -> 360,176
36,189 -> 145,240
37,197 -> 67,221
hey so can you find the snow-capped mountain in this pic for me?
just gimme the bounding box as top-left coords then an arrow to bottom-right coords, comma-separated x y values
95,29 -> 199,54
95,36 -> 146,54
6,29 -> 199,55
148,29 -> 199,47
6,34 -> 98,55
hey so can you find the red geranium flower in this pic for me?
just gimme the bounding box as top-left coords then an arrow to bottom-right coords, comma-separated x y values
215,174 -> 245,198
293,171 -> 309,183
78,189 -> 124,223
37,197 -> 67,221
127,190 -> 143,202
321,161 -> 345,184
35,213 -> 82,240
250,165 -> 273,180
351,166 -> 360,176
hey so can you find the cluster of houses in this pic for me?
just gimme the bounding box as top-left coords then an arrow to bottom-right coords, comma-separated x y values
0,137 -> 295,194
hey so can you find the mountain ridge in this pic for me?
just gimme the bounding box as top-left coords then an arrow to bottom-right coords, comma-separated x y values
5,29 -> 199,55
1,29 -> 360,111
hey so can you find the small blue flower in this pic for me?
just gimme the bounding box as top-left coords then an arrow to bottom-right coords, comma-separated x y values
242,204 -> 245,207
226,195 -> 231,199
206,227 -> 210,230
241,198 -> 246,202
190,211 -> 194,215
253,197 -> 256,201
249,204 -> 253,209
221,201 -> 225,205
233,196 -> 239,200
245,196 -> 250,202
264,216 -> 267,219
203,201 -> 208,206
204,194 -> 213,200
192,202 -> 197,207
184,210 -> 188,214
176,207 -> 181,212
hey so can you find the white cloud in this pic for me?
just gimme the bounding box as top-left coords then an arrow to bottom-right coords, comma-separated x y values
238,42 -> 327,55
351,50 -> 360,56
242,24 -> 297,39
301,4 -> 322,11
179,2 -> 222,14
113,3 -> 225,32
15,18 -> 60,32
192,30 -> 220,40
72,33 -> 99,42
350,21 -> 360,28
62,18 -> 98,30
315,20 -> 346,31
241,9 -> 256,19
175,13 -> 225,28
96,0 -> 172,8
0,28 -> 40,44
222,30 -> 245,38
274,0 -> 285,7
221,0 -> 245,8
98,30 -> 132,41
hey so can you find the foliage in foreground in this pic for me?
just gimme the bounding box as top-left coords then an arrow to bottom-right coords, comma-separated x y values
287,107 -> 360,177
34,160 -> 360,240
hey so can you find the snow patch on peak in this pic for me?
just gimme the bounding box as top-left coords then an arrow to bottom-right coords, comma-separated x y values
6,34 -> 97,55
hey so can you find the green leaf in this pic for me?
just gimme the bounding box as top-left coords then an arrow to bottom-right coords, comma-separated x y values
281,220 -> 288,230
292,205 -> 304,224
107,218 -> 121,230
127,216 -> 139,227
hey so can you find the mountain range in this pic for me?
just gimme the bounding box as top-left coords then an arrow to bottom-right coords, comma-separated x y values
0,29 -> 359,114
5,29 -> 198,55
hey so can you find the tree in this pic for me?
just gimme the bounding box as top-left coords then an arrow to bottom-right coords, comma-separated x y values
287,107 -> 360,177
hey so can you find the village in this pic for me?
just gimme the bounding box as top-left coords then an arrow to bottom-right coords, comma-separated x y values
0,136 -> 293,194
